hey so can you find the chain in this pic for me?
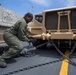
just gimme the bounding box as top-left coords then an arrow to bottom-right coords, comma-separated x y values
67,41 -> 76,58
2,58 -> 63,75
69,42 -> 76,56
51,40 -> 76,66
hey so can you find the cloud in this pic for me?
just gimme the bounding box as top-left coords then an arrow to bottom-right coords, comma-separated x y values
60,0 -> 76,6
66,0 -> 76,6
30,0 -> 51,7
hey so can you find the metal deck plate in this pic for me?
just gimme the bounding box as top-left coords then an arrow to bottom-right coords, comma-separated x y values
0,42 -> 76,75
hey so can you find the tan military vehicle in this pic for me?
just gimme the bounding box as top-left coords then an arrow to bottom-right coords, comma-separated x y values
27,6 -> 76,48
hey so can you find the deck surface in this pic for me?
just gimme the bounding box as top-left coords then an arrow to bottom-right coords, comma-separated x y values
0,42 -> 76,75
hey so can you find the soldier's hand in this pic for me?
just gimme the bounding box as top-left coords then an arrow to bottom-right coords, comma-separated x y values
28,38 -> 33,43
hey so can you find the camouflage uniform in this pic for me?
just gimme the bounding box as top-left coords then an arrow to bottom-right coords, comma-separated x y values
0,18 -> 29,59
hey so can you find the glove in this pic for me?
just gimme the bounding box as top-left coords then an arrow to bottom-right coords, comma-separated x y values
28,38 -> 34,48
28,38 -> 37,46
28,39 -> 32,43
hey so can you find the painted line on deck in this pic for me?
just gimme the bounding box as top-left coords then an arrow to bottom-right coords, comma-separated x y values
59,50 -> 69,75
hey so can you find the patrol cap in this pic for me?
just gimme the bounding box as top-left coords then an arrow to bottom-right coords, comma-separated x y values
24,12 -> 33,19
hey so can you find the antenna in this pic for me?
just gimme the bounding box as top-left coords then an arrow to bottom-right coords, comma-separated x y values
31,5 -> 34,14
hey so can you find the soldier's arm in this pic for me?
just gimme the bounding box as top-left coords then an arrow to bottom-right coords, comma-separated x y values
18,22 -> 30,42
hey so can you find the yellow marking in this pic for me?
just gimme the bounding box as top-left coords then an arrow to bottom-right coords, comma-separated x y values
59,50 -> 69,75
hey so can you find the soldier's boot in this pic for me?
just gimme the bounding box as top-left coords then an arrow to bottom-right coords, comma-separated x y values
0,59 -> 7,68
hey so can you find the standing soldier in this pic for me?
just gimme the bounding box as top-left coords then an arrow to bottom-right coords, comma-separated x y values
0,12 -> 33,68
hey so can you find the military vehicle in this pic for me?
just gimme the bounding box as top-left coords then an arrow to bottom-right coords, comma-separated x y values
27,6 -> 76,48
1,6 -> 76,75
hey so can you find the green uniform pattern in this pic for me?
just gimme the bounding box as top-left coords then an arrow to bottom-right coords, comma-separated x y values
0,18 -> 29,59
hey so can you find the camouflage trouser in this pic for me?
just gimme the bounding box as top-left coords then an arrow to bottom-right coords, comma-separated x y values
0,32 -> 23,59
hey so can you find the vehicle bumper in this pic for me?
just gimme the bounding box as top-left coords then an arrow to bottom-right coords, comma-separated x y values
31,32 -> 76,40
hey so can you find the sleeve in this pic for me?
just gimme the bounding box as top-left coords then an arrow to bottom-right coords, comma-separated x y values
17,21 -> 30,42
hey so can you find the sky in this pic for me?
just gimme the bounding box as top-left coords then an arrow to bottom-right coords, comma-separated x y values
0,0 -> 76,15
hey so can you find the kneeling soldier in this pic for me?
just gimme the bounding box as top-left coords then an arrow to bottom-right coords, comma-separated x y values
0,12 -> 33,68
